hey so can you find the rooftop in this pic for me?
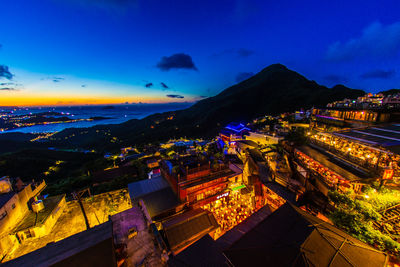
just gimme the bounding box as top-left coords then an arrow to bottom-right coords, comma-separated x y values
167,205 -> 274,266
128,176 -> 169,199
163,209 -> 219,254
13,194 -> 65,233
247,148 -> 265,163
224,203 -> 388,267
296,145 -> 365,181
224,123 -> 250,133
168,235 -> 227,267
333,124 -> 400,150
111,207 -> 164,266
235,139 -> 259,148
215,205 -> 273,251
3,221 -> 114,267
128,177 -> 181,218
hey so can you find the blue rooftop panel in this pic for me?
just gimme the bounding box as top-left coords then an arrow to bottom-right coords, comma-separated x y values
225,123 -> 250,133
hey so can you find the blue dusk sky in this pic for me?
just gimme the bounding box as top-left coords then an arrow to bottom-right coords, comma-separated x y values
0,0 -> 400,105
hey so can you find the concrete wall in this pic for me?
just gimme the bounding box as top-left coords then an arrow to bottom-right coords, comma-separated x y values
0,234 -> 18,260
17,195 -> 67,241
0,181 -> 46,236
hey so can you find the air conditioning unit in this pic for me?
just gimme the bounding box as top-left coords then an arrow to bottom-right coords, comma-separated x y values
32,200 -> 45,213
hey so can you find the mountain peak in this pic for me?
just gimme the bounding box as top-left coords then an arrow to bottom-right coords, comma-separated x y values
261,63 -> 288,72
332,84 -> 350,90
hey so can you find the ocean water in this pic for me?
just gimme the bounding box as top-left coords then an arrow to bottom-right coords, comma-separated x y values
1,103 -> 192,133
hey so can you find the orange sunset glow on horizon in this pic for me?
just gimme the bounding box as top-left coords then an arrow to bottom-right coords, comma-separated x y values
0,94 -> 190,107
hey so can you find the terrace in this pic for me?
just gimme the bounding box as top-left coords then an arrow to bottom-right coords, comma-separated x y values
294,146 -> 366,194
309,125 -> 400,182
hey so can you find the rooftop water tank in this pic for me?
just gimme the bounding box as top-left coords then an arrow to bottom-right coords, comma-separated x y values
32,200 -> 45,213
0,176 -> 12,193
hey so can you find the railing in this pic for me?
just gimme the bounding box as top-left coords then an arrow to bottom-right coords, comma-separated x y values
310,139 -> 382,174
31,180 -> 46,196
293,157 -> 336,189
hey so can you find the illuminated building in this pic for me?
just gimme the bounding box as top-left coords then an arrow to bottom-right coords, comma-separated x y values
244,131 -> 284,145
327,92 -> 400,109
220,123 -> 250,142
146,157 -> 160,169
0,178 -> 46,259
293,146 -> 364,195
309,124 -> 400,184
160,158 -> 242,208
13,194 -> 67,242
311,94 -> 400,132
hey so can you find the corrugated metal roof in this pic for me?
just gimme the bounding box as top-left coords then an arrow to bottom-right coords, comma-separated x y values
163,209 -> 219,253
334,124 -> 400,148
138,187 -> 180,218
128,176 -> 169,199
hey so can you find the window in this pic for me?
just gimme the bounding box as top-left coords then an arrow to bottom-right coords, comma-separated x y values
0,211 -> 7,220
196,193 -> 204,201
12,203 -> 16,209
24,230 -> 33,238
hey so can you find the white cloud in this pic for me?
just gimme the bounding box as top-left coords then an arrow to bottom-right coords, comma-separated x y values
326,21 -> 400,61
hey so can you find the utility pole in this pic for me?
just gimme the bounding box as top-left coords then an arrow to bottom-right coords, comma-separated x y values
72,188 -> 92,230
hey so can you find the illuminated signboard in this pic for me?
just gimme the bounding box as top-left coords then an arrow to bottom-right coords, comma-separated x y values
217,192 -> 229,200
383,169 -> 394,180
232,184 -> 246,191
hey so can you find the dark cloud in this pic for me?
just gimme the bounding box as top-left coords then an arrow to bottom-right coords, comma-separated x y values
160,82 -> 169,89
326,21 -> 400,61
0,65 -> 14,80
52,77 -> 65,83
237,48 -> 255,57
323,75 -> 347,83
166,94 -> 184,99
0,82 -> 23,91
212,48 -> 255,58
0,82 -> 14,86
360,69 -> 396,79
156,53 -> 197,71
145,82 -> 153,88
42,76 -> 65,82
0,87 -> 18,91
235,72 -> 254,83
